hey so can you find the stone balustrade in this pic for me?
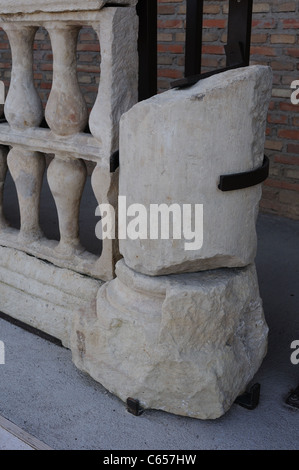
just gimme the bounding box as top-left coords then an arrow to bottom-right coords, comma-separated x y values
0,3 -> 138,281
0,1 -> 273,421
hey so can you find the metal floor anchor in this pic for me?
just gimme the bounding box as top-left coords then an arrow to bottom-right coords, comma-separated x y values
286,385 -> 299,409
126,398 -> 143,416
234,383 -> 261,410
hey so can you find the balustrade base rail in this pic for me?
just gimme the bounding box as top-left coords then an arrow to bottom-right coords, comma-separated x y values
0,226 -> 111,280
0,244 -> 101,347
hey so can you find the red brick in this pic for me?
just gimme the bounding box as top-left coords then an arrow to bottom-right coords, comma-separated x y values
157,68 -> 183,79
282,19 -> 299,28
252,19 -> 277,29
268,114 -> 288,124
287,144 -> 299,155
250,46 -> 276,57
275,154 -> 299,165
157,19 -> 183,29
202,45 -> 224,55
265,179 -> 299,192
280,103 -> 299,113
158,44 -> 184,54
203,19 -> 227,29
278,129 -> 299,140
158,5 -> 175,14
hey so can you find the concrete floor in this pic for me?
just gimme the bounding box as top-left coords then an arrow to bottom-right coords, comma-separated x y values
0,211 -> 298,450
0,425 -> 34,450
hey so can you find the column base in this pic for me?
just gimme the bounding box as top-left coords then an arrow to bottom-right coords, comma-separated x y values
71,259 -> 268,420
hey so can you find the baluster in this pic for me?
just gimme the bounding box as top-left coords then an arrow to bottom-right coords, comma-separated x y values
45,23 -> 88,136
0,146 -> 8,230
89,7 -> 138,155
44,23 -> 88,256
7,147 -> 45,242
92,165 -> 119,280
47,155 -> 87,257
3,24 -> 45,242
3,24 -> 43,129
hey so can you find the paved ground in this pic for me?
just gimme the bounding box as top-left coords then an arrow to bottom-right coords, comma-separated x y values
0,212 -> 298,450
0,425 -> 34,450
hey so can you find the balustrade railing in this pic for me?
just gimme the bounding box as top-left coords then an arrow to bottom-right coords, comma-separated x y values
0,3 -> 138,281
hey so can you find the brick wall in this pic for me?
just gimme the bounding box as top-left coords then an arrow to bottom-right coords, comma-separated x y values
0,0 -> 298,219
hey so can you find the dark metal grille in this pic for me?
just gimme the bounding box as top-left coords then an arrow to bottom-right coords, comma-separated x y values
173,0 -> 253,88
136,0 -> 253,97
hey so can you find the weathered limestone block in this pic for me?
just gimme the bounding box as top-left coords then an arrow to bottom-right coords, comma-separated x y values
119,65 -> 273,276
0,1 -> 137,15
71,259 -> 268,420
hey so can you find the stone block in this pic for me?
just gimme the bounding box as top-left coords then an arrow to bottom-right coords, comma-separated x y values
119,65 -> 273,276
71,259 -> 268,420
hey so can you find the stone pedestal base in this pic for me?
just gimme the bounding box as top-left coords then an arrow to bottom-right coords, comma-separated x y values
71,259 -> 268,420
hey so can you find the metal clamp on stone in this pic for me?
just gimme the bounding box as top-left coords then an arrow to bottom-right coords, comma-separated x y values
218,155 -> 270,192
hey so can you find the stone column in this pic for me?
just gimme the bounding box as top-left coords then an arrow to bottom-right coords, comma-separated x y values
72,65 -> 273,420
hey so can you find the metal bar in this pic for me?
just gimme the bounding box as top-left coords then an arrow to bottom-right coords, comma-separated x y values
171,63 -> 246,89
218,156 -> 269,192
185,0 -> 204,77
225,0 -> 253,67
137,0 -> 157,101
